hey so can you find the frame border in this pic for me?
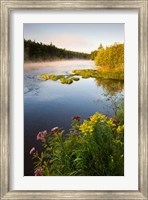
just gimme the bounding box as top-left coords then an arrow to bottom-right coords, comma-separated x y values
0,0 -> 147,199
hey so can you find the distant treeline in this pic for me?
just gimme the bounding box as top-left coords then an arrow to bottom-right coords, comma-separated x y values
90,43 -> 124,68
24,40 -> 89,61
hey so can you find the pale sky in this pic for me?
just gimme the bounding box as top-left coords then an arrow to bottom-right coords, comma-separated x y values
24,23 -> 124,53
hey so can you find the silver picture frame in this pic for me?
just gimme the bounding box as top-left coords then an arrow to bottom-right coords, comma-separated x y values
0,0 -> 147,199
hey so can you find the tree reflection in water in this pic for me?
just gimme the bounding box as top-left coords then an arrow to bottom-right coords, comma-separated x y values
95,78 -> 124,96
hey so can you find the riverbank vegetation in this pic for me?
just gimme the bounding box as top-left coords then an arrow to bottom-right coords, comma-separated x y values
73,68 -> 124,80
30,96 -> 124,176
25,40 -> 124,80
38,72 -> 124,95
37,43 -> 124,82
24,40 -> 89,61
38,67 -> 123,85
90,43 -> 124,79
94,43 -> 124,68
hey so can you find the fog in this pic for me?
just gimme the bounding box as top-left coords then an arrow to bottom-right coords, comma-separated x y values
24,59 -> 93,72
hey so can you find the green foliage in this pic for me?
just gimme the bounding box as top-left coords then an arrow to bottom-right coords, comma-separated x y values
89,50 -> 98,60
73,69 -> 98,79
60,77 -> 73,84
72,69 -> 124,80
72,77 -> 80,81
31,111 -> 124,176
114,96 -> 124,124
24,39 -> 89,61
104,93 -> 124,124
90,44 -> 103,60
95,43 -> 124,69
38,74 -> 80,84
38,67 -> 124,87
38,74 -> 65,81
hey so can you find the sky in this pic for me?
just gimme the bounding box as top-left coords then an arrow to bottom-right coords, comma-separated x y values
24,23 -> 124,53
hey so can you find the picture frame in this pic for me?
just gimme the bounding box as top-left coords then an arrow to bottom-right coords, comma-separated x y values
0,0 -> 147,199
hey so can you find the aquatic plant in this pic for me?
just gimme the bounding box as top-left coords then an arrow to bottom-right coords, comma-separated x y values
38,73 -> 81,84
38,74 -> 64,81
72,69 -> 124,81
60,77 -> 73,84
38,66 -> 123,86
72,77 -> 80,81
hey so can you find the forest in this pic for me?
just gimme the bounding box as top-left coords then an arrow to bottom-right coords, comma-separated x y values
24,40 -> 124,71
24,40 -> 89,61
37,43 -> 124,81
90,43 -> 124,68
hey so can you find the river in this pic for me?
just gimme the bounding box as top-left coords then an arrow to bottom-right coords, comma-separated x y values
24,60 -> 124,176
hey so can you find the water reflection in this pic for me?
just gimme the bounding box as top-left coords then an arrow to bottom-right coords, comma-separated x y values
95,78 -> 124,95
24,60 -> 124,176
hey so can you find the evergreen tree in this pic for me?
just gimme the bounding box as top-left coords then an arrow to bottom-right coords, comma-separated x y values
24,40 -> 89,61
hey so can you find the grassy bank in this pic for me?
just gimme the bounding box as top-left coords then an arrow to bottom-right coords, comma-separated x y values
73,68 -> 124,80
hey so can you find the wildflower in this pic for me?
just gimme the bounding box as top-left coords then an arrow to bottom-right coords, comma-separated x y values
34,167 -> 43,176
105,114 -> 110,118
79,120 -> 93,135
112,118 -> 117,124
72,115 -> 81,121
37,130 -> 47,140
70,131 -> 77,137
107,119 -> 115,127
29,147 -> 36,155
117,125 -> 124,134
51,127 -> 59,133
87,116 -> 91,121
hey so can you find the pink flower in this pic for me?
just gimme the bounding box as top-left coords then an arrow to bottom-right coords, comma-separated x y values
70,131 -> 77,137
51,127 -> 59,133
34,167 -> 43,176
105,115 -> 109,118
37,130 -> 47,140
72,115 -> 81,121
113,119 -> 117,123
29,147 -> 36,155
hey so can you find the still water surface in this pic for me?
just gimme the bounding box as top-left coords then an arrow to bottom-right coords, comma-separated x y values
24,60 -> 124,176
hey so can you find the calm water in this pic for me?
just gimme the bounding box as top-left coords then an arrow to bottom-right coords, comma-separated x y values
24,60 -> 124,176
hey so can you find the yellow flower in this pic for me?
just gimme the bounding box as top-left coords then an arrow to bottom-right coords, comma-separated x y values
79,120 -> 93,135
117,125 -> 124,134
79,112 -> 119,136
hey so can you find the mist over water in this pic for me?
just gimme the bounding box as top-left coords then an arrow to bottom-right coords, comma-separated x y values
24,60 -> 124,176
24,59 -> 94,71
